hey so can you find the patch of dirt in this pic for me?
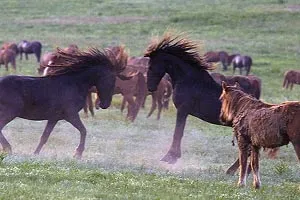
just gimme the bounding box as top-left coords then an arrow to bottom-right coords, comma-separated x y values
15,16 -> 158,25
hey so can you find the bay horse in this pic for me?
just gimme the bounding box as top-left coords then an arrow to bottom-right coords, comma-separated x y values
232,54 -> 252,76
219,82 -> 300,189
204,51 -> 231,71
18,40 -> 42,62
283,70 -> 300,90
0,48 -> 17,71
144,33 -> 241,172
210,73 -> 261,99
0,47 -> 128,158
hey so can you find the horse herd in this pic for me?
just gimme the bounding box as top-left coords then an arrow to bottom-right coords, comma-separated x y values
0,33 -> 299,189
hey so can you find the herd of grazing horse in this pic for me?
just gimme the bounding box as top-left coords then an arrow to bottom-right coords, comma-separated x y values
0,32 -> 299,189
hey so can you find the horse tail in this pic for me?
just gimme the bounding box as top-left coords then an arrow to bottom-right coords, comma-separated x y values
252,79 -> 261,99
163,80 -> 173,109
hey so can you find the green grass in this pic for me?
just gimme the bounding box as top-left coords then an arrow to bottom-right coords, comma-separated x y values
0,0 -> 300,199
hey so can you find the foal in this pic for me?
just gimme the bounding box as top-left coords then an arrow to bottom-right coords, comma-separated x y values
219,82 -> 300,189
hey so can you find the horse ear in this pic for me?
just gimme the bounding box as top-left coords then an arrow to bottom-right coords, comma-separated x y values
221,81 -> 227,91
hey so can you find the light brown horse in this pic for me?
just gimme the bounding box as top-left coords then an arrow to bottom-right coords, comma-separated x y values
1,42 -> 18,55
283,70 -> 300,90
220,82 -> 300,189
0,48 -> 16,71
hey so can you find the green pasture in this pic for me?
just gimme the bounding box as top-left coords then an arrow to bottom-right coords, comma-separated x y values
0,0 -> 300,199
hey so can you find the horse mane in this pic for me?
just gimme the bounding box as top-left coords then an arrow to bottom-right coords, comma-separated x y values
223,86 -> 266,117
144,32 -> 215,71
43,46 -> 127,76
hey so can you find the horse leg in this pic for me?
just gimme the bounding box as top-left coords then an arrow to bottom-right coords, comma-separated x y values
65,114 -> 87,159
19,52 -> 22,60
0,118 -> 14,153
239,67 -> 243,75
34,120 -> 58,155
147,93 -> 157,118
120,97 -> 126,113
126,96 -> 136,121
86,92 -> 94,117
161,109 -> 188,164
237,146 -> 248,187
291,141 -> 300,161
25,53 -> 28,60
250,146 -> 261,189
156,95 -> 163,120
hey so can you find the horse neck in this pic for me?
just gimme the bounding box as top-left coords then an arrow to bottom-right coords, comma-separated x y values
233,94 -> 267,116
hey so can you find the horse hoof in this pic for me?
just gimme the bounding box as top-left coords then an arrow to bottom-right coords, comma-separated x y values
160,154 -> 178,164
226,169 -> 236,176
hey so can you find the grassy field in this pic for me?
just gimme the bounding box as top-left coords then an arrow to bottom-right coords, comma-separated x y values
0,0 -> 300,199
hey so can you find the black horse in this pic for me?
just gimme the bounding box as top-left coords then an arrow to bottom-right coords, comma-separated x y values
18,40 -> 42,62
0,47 -> 128,158
144,33 -> 240,174
232,54 -> 252,76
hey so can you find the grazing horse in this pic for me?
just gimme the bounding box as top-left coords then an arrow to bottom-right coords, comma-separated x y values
283,70 -> 300,90
0,48 -> 16,71
219,82 -> 300,189
204,51 -> 231,71
144,33 -> 242,169
232,54 -> 252,76
0,47 -> 127,158
211,73 -> 261,99
18,40 -> 42,62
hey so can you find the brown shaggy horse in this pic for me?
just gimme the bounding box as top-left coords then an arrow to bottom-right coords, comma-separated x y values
219,82 -> 300,189
211,73 -> 261,99
283,70 -> 300,90
0,48 -> 17,71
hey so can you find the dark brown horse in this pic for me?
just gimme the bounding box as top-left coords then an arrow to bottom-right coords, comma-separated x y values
0,47 -> 127,158
232,54 -> 252,76
0,48 -> 16,71
144,33 -> 241,173
210,72 -> 261,99
283,70 -> 300,90
18,40 -> 42,62
220,82 -> 300,189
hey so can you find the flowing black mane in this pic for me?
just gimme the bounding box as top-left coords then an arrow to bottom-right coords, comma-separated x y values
43,47 -> 127,76
144,32 -> 215,71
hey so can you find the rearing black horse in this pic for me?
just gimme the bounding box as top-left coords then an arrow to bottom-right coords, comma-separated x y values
144,33 -> 239,173
0,47 -> 128,158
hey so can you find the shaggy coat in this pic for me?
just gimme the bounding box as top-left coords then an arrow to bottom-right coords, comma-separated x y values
219,82 -> 300,189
